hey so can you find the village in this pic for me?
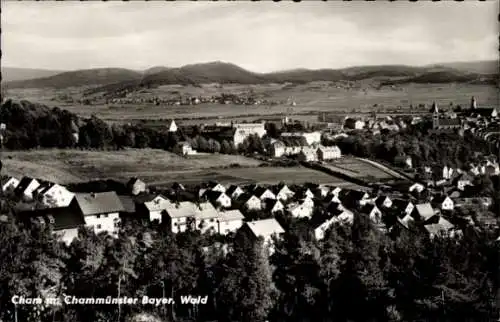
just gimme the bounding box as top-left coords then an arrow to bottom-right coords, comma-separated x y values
3,96 -> 498,252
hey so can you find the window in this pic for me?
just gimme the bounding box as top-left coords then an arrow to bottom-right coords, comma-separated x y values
210,218 -> 215,223
96,224 -> 102,229
103,214 -> 108,218
96,214 -> 101,219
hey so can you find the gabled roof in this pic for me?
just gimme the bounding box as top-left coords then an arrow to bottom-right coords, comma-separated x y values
127,177 -> 145,186
172,182 -> 186,191
143,195 -> 172,212
74,192 -> 125,216
203,190 -> 225,201
218,209 -> 244,222
237,193 -> 259,204
392,198 -> 412,210
118,195 -> 136,213
245,218 -> 285,239
360,204 -> 379,215
413,203 -> 435,220
375,196 -> 391,207
254,187 -> 275,199
424,217 -> 455,236
14,177 -> 39,194
431,195 -> 451,205
193,202 -> 219,220
226,185 -> 242,196
164,201 -> 197,219
17,207 -> 85,231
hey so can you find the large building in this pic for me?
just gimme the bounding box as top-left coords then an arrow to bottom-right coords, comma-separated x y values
431,102 -> 462,130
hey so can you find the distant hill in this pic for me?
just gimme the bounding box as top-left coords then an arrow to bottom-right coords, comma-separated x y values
5,61 -> 499,92
1,67 -> 66,82
427,60 -> 499,75
4,68 -> 143,89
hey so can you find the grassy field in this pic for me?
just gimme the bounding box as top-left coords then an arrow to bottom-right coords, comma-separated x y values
0,149 -> 362,188
0,149 -> 263,183
324,157 -> 402,181
6,82 -> 497,123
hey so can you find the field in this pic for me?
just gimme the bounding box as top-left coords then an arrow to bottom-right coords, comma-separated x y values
6,82 -> 497,124
0,149 -> 362,188
324,157 -> 406,181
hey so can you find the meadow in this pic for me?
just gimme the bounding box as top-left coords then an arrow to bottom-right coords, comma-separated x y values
0,149 -> 361,188
323,157 -> 405,181
6,82 -> 497,124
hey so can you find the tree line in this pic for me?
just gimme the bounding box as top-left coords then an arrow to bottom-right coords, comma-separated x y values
0,201 -> 498,322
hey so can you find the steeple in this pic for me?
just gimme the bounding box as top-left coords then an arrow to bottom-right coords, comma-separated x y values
430,101 -> 438,114
470,96 -> 477,110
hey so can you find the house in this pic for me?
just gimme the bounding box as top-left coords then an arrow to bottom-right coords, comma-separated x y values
325,194 -> 341,204
344,118 -> 365,130
424,217 -> 457,239
340,190 -> 370,207
232,123 -> 267,146
168,120 -> 178,132
118,195 -> 137,219
226,185 -> 244,199
192,202 -> 220,234
391,199 -> 414,217
297,147 -> 318,162
303,188 -> 315,199
408,183 -> 425,193
14,177 -> 41,201
361,204 -> 383,225
268,200 -> 285,214
2,177 -> 19,194
275,184 -> 295,201
163,201 -> 197,233
238,194 -> 262,211
73,192 -> 125,236
330,187 -> 342,197
172,182 -> 186,191
453,173 -> 473,191
270,140 -> 286,158
411,203 -> 437,222
127,178 -> 147,195
288,200 -> 314,218
174,142 -> 197,156
316,185 -> 331,198
317,145 -> 341,161
311,215 -> 337,240
326,202 -> 354,224
241,218 -> 285,253
203,191 -> 232,209
143,195 -> 172,222
217,210 -> 244,235
280,132 -> 322,145
254,187 -> 276,201
375,196 -> 392,209
431,195 -> 454,211
207,182 -> 226,193
36,183 -> 75,208
18,207 -> 85,245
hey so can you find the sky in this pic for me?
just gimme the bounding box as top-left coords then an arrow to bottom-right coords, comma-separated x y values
2,1 -> 499,73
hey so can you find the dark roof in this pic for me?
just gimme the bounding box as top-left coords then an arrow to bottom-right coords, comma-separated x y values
375,196 -> 390,208
204,190 -> 224,201
438,118 -> 461,126
132,193 -> 156,204
392,198 -> 411,210
118,195 -> 136,213
17,207 -> 85,231
429,102 -> 438,113
360,204 -> 378,214
74,192 -> 125,216
432,195 -> 450,204
14,177 -> 36,194
254,187 -> 271,198
226,185 -> 241,196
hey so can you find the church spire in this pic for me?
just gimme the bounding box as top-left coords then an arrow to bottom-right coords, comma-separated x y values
430,101 -> 438,114
470,96 -> 477,109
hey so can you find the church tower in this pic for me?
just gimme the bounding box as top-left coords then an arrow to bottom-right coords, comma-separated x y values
431,101 -> 439,129
470,96 -> 477,110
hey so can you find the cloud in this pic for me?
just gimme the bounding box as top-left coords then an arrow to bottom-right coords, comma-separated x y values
2,2 -> 498,71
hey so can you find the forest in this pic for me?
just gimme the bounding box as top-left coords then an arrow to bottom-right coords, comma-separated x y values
0,198 -> 498,322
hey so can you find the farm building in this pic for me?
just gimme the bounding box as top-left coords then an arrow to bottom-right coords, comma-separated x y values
73,192 -> 124,236
281,131 -> 322,146
317,145 -> 341,160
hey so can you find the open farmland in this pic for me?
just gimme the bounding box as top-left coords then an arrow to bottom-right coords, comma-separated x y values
0,149 -> 362,188
323,156 -> 406,182
6,82 -> 497,123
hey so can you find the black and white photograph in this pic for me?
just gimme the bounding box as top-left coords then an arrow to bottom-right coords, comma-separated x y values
0,1 -> 499,322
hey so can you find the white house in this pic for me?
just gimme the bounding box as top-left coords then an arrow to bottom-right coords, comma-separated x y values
361,204 -> 383,225
74,192 -> 124,236
424,217 -> 456,239
176,142 -> 197,156
168,120 -> 178,132
298,147 -> 318,162
144,195 -> 173,223
2,177 -> 19,194
254,187 -> 276,201
127,178 -> 147,195
204,191 -> 232,209
193,202 -> 220,234
316,185 -> 331,198
330,187 -> 342,197
242,218 -> 285,254
226,185 -> 245,199
431,195 -> 454,211
374,196 -> 392,209
217,210 -> 244,235
269,200 -> 285,214
454,174 -> 473,191
240,195 -> 262,211
163,201 -> 197,233
232,123 -> 267,146
304,189 -> 315,199
208,182 -> 226,193
411,203 -> 437,222
317,145 -> 341,161
288,201 -> 314,218
281,132 -> 322,145
392,199 -> 414,217
38,184 -> 75,208
312,217 -> 337,240
15,177 -> 41,201
275,184 -> 295,201
270,141 -> 286,158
